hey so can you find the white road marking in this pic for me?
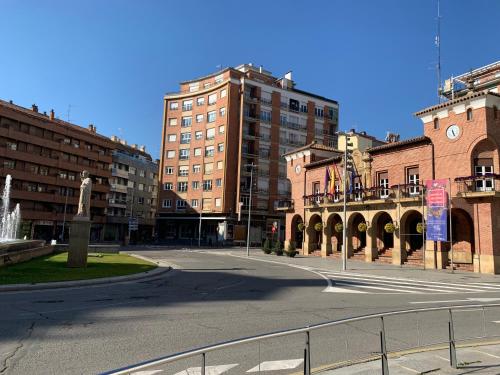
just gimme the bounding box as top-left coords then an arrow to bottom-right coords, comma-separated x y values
492,321 -> 500,324
247,359 -> 303,372
333,282 -> 422,293
410,297 -> 500,304
323,286 -> 366,293
326,274 -> 448,293
325,271 -> 493,292
132,371 -> 163,375
173,364 -> 238,375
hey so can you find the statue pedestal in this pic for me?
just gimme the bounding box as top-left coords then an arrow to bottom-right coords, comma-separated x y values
67,216 -> 91,268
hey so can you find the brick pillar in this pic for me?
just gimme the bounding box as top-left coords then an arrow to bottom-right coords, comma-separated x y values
365,226 -> 377,262
392,229 -> 404,265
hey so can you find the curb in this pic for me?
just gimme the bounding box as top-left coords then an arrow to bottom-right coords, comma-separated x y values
0,254 -> 172,292
289,339 -> 500,374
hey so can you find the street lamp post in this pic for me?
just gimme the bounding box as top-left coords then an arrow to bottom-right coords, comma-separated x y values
245,163 -> 255,256
198,199 -> 202,247
60,186 -> 70,242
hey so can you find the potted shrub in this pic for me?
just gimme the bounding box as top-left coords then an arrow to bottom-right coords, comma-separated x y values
314,222 -> 323,232
262,238 -> 272,254
384,222 -> 396,233
273,240 -> 284,256
297,223 -> 305,232
357,222 -> 367,232
334,223 -> 343,233
416,222 -> 424,234
285,241 -> 297,257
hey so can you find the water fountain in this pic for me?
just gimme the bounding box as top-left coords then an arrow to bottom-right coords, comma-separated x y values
0,175 -> 21,241
0,174 -> 53,267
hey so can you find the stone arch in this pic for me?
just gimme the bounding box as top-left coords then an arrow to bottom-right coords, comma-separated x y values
305,214 -> 322,252
347,212 -> 367,252
290,214 -> 304,249
371,211 -> 394,251
399,209 -> 424,252
327,213 -> 343,253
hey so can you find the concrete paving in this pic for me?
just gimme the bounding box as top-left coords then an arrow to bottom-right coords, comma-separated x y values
0,247 -> 499,375
323,344 -> 500,374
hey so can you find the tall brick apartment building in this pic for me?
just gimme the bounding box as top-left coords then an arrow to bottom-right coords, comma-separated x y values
284,60 -> 500,274
158,64 -> 338,244
0,100 -> 114,242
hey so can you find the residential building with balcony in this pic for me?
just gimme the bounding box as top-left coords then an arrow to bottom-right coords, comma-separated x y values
0,99 -> 113,242
104,137 -> 158,243
283,60 -> 500,274
158,64 -> 339,244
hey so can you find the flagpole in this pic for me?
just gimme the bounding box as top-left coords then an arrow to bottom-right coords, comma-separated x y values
342,146 -> 347,271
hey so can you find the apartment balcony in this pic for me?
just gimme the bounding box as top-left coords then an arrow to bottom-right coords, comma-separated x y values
111,168 -> 128,179
244,113 -> 259,122
281,121 -> 307,131
244,94 -> 259,103
260,98 -> 272,106
274,199 -> 294,211
108,198 -> 127,207
110,184 -> 128,193
280,138 -> 306,147
455,175 -> 500,198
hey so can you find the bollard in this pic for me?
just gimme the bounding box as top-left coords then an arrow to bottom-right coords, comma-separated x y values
380,317 -> 389,375
201,352 -> 205,375
448,309 -> 457,369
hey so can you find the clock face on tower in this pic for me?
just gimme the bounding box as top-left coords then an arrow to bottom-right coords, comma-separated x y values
295,164 -> 302,175
446,124 -> 460,140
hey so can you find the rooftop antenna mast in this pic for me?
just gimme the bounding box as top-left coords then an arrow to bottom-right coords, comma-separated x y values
436,0 -> 442,103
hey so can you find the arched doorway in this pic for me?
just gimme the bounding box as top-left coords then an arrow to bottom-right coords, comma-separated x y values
450,208 -> 475,266
306,214 -> 322,252
373,211 -> 394,253
290,214 -> 304,249
400,210 -> 423,251
327,213 -> 343,253
348,213 -> 367,251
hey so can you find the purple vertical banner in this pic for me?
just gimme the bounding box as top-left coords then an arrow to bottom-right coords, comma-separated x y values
426,179 -> 448,241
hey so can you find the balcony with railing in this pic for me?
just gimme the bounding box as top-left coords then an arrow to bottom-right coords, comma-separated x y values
304,185 -> 426,208
274,199 -> 294,211
111,168 -> 129,178
281,120 -> 307,131
455,174 -> 500,197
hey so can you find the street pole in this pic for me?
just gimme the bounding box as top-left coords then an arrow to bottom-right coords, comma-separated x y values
342,145 -> 348,271
61,186 -> 69,242
128,188 -> 134,243
246,163 -> 255,257
198,199 -> 202,247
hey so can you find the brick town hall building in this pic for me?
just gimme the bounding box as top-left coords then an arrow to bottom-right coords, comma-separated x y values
283,60 -> 500,274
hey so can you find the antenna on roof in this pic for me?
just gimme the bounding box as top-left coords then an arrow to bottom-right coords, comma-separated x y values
67,104 -> 72,122
435,0 -> 442,103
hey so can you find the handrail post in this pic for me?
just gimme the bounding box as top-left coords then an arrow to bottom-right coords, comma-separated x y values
448,309 -> 457,369
304,330 -> 311,375
201,352 -> 206,375
380,317 -> 389,375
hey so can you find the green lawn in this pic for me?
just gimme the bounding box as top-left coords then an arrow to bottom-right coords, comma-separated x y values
0,252 -> 157,285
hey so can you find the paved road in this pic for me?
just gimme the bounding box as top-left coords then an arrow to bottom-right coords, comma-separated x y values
0,248 -> 499,374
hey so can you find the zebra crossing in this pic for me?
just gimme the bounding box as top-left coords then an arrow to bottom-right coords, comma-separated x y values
130,359 -> 303,374
319,270 -> 500,294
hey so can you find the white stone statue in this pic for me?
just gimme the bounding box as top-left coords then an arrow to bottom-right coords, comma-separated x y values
76,170 -> 92,218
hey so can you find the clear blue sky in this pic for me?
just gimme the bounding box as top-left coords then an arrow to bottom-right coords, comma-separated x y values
2,0 -> 499,159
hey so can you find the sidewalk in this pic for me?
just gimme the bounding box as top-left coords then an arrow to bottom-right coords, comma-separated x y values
208,247 -> 500,283
319,342 -> 500,374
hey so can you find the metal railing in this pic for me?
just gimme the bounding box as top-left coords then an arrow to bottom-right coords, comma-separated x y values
101,304 -> 500,375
